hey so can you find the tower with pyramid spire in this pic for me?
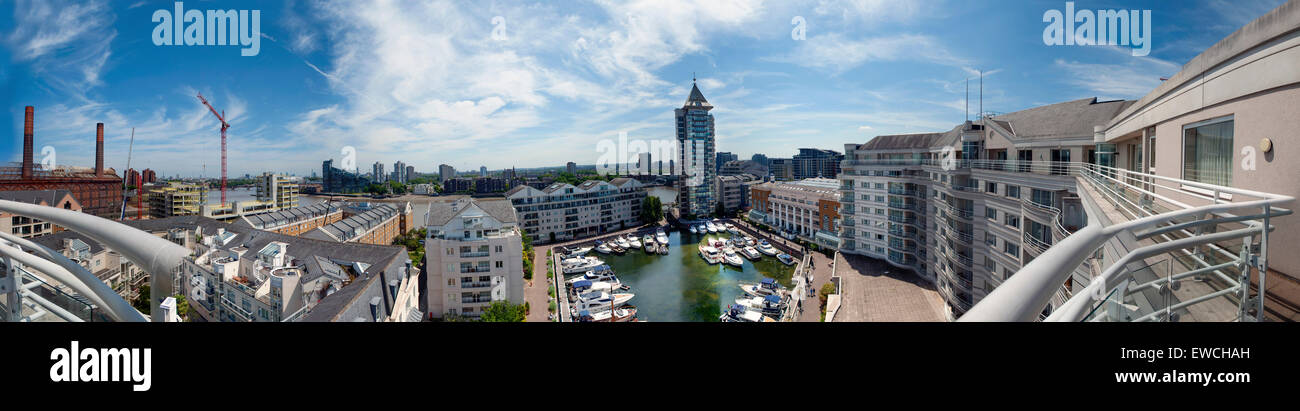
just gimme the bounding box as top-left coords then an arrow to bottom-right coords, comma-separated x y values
675,77 -> 718,218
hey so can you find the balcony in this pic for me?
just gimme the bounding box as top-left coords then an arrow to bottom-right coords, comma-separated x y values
961,163 -> 1294,322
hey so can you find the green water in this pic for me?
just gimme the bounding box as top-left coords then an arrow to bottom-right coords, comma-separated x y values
569,229 -> 795,322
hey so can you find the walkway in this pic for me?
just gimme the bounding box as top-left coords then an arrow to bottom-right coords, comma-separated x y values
522,221 -> 663,322
833,253 -> 947,322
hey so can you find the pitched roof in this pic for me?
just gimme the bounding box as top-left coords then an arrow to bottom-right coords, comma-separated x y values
425,197 -> 518,227
0,189 -> 77,207
683,82 -> 713,109
988,97 -> 1133,140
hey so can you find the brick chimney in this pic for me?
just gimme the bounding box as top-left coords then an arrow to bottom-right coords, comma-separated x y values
96,122 -> 104,176
22,106 -> 33,178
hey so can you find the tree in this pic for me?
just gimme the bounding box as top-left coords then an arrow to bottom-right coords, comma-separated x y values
173,294 -> 189,320
480,301 -> 526,322
640,196 -> 663,224
133,284 -> 151,315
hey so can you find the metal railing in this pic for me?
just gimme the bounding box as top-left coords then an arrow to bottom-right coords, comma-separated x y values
960,163 -> 1293,322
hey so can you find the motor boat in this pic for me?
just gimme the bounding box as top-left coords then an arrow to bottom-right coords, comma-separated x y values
573,291 -> 635,312
699,245 -> 723,264
719,304 -> 776,322
564,246 -> 593,256
744,237 -> 757,247
722,248 -> 744,267
562,256 -> 606,274
688,225 -> 698,234
777,253 -> 797,266
595,243 -> 612,254
740,278 -> 788,298
576,307 -> 638,322
643,234 -> 655,247
566,266 -> 617,284
658,243 -> 669,255
757,240 -> 779,256
615,236 -> 631,249
739,246 -> 762,260
570,279 -> 624,294
656,228 -> 669,245
627,236 -> 642,249
706,222 -> 719,233
711,238 -> 727,249
736,294 -> 786,315
725,223 -> 739,235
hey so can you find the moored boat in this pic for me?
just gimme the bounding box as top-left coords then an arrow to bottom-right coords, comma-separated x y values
757,240 -> 779,256
740,278 -> 788,298
777,253 -> 797,265
722,248 -> 744,267
740,246 -> 761,260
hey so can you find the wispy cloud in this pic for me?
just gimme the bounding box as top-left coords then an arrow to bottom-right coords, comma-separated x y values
764,33 -> 969,73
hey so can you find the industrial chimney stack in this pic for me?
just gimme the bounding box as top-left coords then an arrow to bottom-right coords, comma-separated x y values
23,106 -> 34,178
96,122 -> 105,176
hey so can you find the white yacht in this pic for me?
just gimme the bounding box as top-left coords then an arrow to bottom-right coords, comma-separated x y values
739,278 -> 787,298
595,243 -> 612,254
706,222 -> 719,233
574,291 -> 634,312
739,246 -> 761,260
627,236 -> 642,249
757,240 -> 779,256
564,246 -> 592,256
643,234 -> 655,248
566,267 -> 617,284
688,225 -> 698,234
655,228 -> 669,245
562,256 -> 606,274
615,236 -> 631,249
571,279 -> 624,293
722,248 -> 744,267
576,307 -> 638,322
699,245 -> 723,264
736,294 -> 785,315
719,304 -> 776,322
725,223 -> 739,235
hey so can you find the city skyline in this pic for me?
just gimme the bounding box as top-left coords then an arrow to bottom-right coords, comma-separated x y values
2,0 -> 1285,177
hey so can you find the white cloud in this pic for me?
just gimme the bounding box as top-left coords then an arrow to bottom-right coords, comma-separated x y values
1053,58 -> 1176,100
6,0 -> 115,100
765,32 -> 969,73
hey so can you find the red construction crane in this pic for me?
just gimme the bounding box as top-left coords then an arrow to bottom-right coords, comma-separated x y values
196,93 -> 229,206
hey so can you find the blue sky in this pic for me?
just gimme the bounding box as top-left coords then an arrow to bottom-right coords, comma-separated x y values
0,0 -> 1287,177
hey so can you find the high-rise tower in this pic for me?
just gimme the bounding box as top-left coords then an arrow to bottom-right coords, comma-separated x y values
676,78 -> 717,217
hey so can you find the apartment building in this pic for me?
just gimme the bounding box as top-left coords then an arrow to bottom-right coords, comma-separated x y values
31,231 -> 148,304
792,148 -> 844,179
0,190 -> 80,238
424,198 -> 525,319
676,80 -> 717,217
716,174 -> 758,213
231,202 -> 344,236
769,158 -> 793,181
843,2 -> 1300,322
174,224 -> 419,322
748,178 -> 842,249
506,178 -> 646,243
303,202 -> 413,245
148,181 -> 208,218
254,172 -> 301,210
439,164 -> 456,183
840,97 -> 1129,319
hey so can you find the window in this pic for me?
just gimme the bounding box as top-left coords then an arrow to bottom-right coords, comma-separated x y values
495,261 -> 503,268
1005,215 -> 1020,229
986,182 -> 997,194
1006,185 -> 1020,199
985,232 -> 997,246
1004,242 -> 1020,257
986,208 -> 997,220
1182,116 -> 1234,186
